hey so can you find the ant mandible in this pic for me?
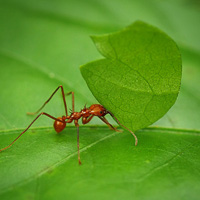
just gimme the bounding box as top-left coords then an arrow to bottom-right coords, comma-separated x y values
0,86 -> 138,164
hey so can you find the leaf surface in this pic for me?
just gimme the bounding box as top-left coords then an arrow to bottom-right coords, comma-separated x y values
0,127 -> 200,200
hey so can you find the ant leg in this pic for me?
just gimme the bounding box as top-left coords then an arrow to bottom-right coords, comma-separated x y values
98,116 -> 122,133
82,115 -> 94,124
27,85 -> 68,116
66,92 -> 75,113
74,120 -> 81,165
0,112 -> 63,152
107,111 -> 138,146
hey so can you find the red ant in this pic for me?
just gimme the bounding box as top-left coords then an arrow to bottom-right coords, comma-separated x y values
0,86 -> 138,164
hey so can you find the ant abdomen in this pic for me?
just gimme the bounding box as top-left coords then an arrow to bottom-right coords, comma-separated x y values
54,117 -> 66,133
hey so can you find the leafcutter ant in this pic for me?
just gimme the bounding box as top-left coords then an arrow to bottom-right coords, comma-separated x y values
0,86 -> 138,164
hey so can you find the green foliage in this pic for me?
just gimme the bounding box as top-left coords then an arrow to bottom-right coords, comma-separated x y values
0,0 -> 200,200
81,21 -> 182,131
1,127 -> 200,200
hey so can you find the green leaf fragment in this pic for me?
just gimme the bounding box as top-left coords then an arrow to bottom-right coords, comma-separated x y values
80,21 -> 182,131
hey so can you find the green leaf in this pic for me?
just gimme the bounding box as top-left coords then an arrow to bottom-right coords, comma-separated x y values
0,1 -> 199,200
1,127 -> 200,200
81,21 -> 182,131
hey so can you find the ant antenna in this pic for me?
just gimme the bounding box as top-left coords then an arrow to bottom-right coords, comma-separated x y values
108,111 -> 138,146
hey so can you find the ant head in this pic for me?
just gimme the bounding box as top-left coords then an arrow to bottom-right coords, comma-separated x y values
89,104 -> 108,116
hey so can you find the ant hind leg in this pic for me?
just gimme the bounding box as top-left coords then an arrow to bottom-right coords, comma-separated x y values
27,85 -> 68,116
0,112 -> 62,152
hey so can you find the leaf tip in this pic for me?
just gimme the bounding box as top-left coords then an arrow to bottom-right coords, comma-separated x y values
90,35 -> 100,44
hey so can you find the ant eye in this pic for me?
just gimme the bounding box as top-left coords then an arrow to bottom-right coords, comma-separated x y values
100,111 -> 103,114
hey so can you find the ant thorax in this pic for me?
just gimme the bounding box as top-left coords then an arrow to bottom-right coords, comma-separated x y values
80,108 -> 91,118
69,112 -> 82,120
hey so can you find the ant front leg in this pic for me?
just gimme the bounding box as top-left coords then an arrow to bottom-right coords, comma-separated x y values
98,116 -> 122,133
0,112 -> 62,152
107,111 -> 138,146
27,85 -> 68,116
82,115 -> 94,124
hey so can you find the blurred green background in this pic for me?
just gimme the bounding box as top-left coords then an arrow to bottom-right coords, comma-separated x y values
0,0 -> 200,199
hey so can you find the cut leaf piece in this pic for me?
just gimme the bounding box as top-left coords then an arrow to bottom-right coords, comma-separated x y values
80,21 -> 182,131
